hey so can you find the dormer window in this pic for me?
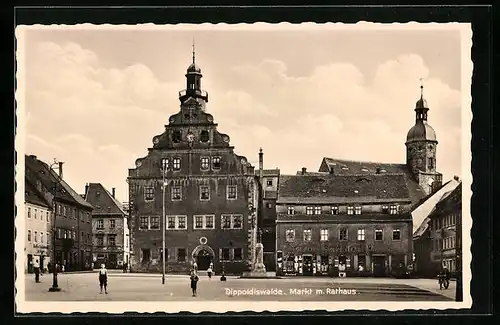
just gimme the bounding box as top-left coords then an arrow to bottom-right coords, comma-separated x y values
390,205 -> 399,215
287,206 -> 295,215
200,130 -> 210,143
306,206 -> 314,215
314,206 -> 322,215
347,206 -> 354,215
172,130 -> 181,143
354,206 -> 362,215
331,206 -> 338,215
382,205 -> 389,213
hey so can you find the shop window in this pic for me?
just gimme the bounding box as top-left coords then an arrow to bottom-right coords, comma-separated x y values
141,249 -> 151,264
233,248 -> 242,260
177,248 -> 186,262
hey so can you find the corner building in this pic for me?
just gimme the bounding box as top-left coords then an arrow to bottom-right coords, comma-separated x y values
275,85 -> 443,277
128,52 -> 259,274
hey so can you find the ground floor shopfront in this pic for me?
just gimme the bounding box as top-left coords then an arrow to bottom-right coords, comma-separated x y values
54,247 -> 93,271
276,250 -> 410,277
93,251 -> 128,269
26,244 -> 51,273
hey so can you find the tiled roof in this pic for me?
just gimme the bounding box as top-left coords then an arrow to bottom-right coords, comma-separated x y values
277,173 -> 423,204
255,169 -> 280,177
25,155 -> 93,209
85,183 -> 127,215
319,157 -> 410,175
413,217 -> 430,238
24,179 -> 51,208
277,213 -> 411,223
429,182 -> 462,217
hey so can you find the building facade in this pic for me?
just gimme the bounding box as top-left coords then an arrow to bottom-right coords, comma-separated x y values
85,183 -> 129,269
275,86 -> 442,276
128,51 -> 259,274
25,155 -> 94,271
428,182 -> 462,276
24,179 -> 52,273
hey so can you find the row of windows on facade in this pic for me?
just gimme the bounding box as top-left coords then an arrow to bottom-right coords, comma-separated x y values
144,185 -> 238,201
95,234 -> 118,246
27,229 -> 48,244
433,236 -> 457,251
55,228 -> 92,245
159,157 -> 221,172
141,247 -> 243,263
170,130 -> 211,144
138,214 -> 243,230
285,228 -> 402,242
96,219 -> 117,229
54,203 -> 91,223
287,205 -> 400,216
27,207 -> 51,222
433,212 -> 459,230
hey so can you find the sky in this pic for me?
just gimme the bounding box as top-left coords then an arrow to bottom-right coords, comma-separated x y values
17,24 -> 468,203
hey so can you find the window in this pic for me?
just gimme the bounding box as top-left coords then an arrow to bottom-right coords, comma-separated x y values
320,229 -> 329,241
286,229 -> 295,242
212,157 -> 221,170
357,229 -> 366,241
63,206 -> 66,217
27,230 -> 31,242
314,206 -> 322,215
27,207 -> 31,218
150,216 -> 160,229
177,248 -> 186,262
375,229 -> 383,241
267,203 -> 273,209
139,217 -> 149,230
306,206 -> 314,215
266,179 -> 273,186
195,216 -> 203,229
347,206 -> 354,215
233,248 -> 242,260
200,157 -> 210,170
161,158 -> 169,171
227,185 -> 237,200
392,229 -> 401,240
287,206 -> 295,215
171,186 -> 182,201
428,157 -> 435,169
206,216 -> 214,229
178,216 -> 186,229
34,231 -> 38,242
40,232 -> 44,243
110,219 -> 116,229
46,211 -> 49,222
97,219 -> 104,229
108,235 -> 116,246
172,130 -> 181,143
144,187 -> 155,201
331,206 -> 338,215
57,204 -> 61,215
97,234 -> 104,246
168,217 -> 176,229
355,206 -> 362,215
339,228 -> 348,241
232,215 -> 242,229
390,205 -> 398,215
34,209 -> 37,219
382,205 -> 389,213
200,186 -> 210,200
200,130 -> 210,143
303,229 -> 312,241
222,215 -> 231,229
173,158 -> 181,171
221,248 -> 230,260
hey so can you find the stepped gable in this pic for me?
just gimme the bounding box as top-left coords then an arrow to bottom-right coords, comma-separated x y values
25,179 -> 50,208
85,183 -> 127,215
25,155 -> 93,209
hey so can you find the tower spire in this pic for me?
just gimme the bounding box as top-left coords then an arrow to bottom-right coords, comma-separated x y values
419,77 -> 424,98
192,38 -> 195,64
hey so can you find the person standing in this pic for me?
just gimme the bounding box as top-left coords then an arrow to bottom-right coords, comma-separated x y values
192,260 -> 198,272
207,262 -> 213,280
33,259 -> 40,283
190,270 -> 199,297
99,264 -> 108,294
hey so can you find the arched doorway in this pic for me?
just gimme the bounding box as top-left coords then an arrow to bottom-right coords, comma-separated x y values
192,245 -> 215,270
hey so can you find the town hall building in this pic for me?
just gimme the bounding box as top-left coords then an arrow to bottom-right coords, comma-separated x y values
127,50 -> 259,274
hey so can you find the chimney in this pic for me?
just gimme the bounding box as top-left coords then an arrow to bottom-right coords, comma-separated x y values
329,167 -> 335,175
301,167 -> 307,175
112,187 -> 116,198
258,148 -> 263,179
58,161 -> 64,179
85,183 -> 89,197
376,167 -> 381,174
454,175 -> 460,181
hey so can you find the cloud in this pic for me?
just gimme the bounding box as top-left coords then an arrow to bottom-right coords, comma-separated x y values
23,39 -> 462,202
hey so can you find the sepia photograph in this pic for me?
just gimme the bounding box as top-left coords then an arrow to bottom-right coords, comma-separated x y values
15,21 -> 472,313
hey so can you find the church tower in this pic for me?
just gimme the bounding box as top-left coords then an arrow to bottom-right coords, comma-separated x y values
405,83 -> 443,195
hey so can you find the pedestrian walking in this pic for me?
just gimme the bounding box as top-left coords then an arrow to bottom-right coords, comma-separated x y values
33,259 -> 40,283
99,264 -> 108,294
207,262 -> 213,280
190,270 -> 199,297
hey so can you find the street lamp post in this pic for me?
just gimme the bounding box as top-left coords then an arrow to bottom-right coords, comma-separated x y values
161,159 -> 167,285
48,159 -> 62,292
